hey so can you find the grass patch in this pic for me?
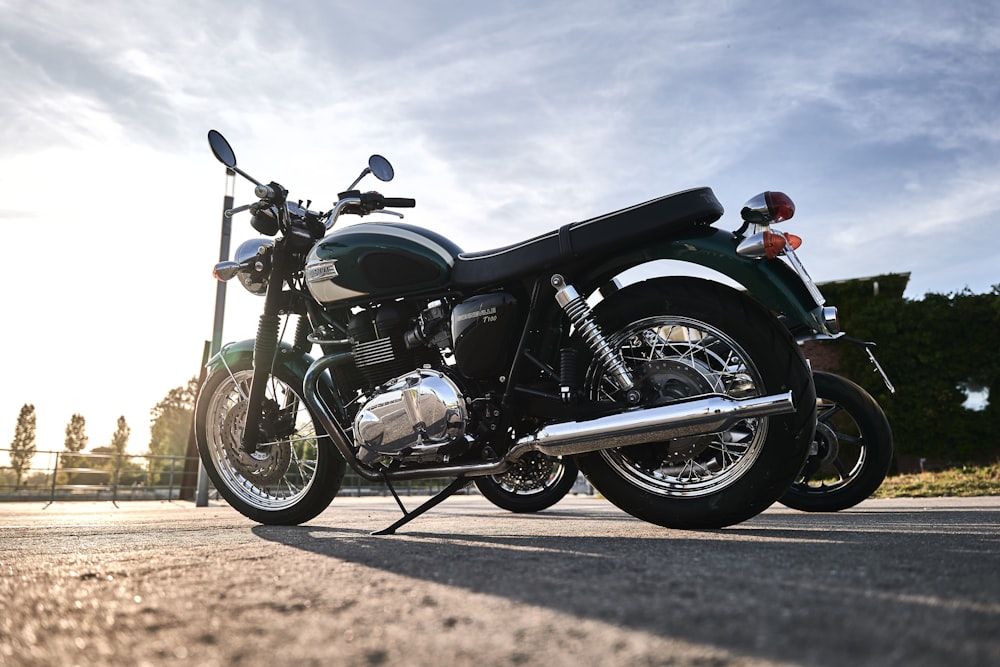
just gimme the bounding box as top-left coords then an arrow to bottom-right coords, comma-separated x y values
875,462 -> 1000,497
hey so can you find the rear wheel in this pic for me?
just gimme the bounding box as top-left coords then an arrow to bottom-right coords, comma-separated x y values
575,277 -> 815,529
475,454 -> 579,513
779,371 -> 893,512
195,356 -> 345,525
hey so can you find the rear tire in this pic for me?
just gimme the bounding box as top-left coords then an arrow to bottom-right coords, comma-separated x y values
779,371 -> 893,512
576,277 -> 816,529
195,356 -> 345,525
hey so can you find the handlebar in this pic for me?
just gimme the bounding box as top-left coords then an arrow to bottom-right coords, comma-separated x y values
355,191 -> 415,210
224,201 -> 273,219
225,203 -> 253,218
381,197 -> 416,208
228,190 -> 415,232
324,192 -> 414,229
255,183 -> 279,199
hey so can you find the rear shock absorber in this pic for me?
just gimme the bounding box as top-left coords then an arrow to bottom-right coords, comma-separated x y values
551,274 -> 639,403
559,347 -> 579,404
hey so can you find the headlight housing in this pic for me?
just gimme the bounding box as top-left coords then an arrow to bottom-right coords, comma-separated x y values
233,238 -> 274,295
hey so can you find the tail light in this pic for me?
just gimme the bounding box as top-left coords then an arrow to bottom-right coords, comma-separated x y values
741,191 -> 795,225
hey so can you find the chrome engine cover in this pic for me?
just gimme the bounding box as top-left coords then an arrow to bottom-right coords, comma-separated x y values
353,369 -> 468,464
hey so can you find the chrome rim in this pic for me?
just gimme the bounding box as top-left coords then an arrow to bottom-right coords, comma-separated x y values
588,316 -> 768,498
490,453 -> 568,496
205,369 -> 320,510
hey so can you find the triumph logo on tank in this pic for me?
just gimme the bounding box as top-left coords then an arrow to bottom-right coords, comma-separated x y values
305,260 -> 339,282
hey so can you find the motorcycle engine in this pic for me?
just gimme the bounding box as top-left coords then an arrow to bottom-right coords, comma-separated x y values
353,369 -> 470,465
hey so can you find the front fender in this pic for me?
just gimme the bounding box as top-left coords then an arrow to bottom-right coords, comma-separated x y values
206,340 -> 320,386
206,340 -> 346,419
581,226 -> 831,335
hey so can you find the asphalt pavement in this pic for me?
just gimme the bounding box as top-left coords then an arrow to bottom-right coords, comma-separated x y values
1,494 -> 998,667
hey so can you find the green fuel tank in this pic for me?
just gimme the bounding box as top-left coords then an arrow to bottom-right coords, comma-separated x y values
304,222 -> 463,305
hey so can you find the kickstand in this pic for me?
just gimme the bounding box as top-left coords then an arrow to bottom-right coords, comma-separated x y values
372,477 -> 472,536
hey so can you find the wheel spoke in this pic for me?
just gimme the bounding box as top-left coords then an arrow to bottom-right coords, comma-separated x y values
832,456 -> 850,480
833,431 -> 861,446
592,315 -> 767,498
817,403 -> 843,423
205,368 -> 321,510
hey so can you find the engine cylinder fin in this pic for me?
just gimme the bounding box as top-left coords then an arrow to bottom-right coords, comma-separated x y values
353,337 -> 395,367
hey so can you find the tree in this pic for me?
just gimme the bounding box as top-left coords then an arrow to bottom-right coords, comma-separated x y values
9,404 -> 37,489
60,413 -> 89,485
107,417 -> 136,491
64,414 -> 88,452
148,378 -> 198,485
85,446 -> 145,487
110,416 -> 131,455
149,378 -> 198,457
819,281 -> 1000,466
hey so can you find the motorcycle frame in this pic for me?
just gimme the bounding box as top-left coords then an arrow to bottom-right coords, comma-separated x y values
205,219 -> 827,485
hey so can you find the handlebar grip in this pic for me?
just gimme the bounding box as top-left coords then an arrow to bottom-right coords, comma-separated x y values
255,184 -> 276,199
382,197 -> 416,208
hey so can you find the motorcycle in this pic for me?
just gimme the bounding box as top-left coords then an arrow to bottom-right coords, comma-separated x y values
195,129 -> 831,533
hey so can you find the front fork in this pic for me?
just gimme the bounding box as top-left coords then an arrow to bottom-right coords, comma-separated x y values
240,250 -> 291,454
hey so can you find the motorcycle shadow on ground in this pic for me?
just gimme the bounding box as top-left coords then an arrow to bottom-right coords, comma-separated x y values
251,501 -> 1000,666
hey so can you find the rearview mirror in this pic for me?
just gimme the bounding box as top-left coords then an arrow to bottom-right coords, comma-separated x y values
368,155 -> 394,182
208,130 -> 237,169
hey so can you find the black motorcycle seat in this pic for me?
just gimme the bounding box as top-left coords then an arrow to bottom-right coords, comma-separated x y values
451,187 -> 723,289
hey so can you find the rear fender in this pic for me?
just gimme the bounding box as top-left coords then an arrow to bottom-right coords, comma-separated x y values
579,227 -> 833,336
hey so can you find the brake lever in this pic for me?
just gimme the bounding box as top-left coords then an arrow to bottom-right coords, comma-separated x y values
224,203 -> 253,218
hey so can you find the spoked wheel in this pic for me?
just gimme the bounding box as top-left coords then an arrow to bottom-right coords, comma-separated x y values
779,371 -> 893,512
195,356 -> 345,525
475,453 -> 579,513
575,277 -> 816,529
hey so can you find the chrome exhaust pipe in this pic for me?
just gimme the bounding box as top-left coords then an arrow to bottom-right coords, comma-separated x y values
505,391 -> 795,462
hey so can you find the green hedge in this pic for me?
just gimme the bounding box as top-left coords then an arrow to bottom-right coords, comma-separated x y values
810,275 -> 1000,464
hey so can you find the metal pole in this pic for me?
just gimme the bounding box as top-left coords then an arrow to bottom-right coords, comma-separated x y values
49,451 -> 59,504
196,167 -> 236,507
211,168 -> 236,356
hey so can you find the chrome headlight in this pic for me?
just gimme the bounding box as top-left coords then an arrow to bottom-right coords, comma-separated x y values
233,238 -> 274,295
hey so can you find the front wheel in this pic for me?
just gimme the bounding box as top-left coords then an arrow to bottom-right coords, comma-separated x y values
194,356 -> 345,525
475,453 -> 579,513
575,277 -> 816,529
779,371 -> 893,512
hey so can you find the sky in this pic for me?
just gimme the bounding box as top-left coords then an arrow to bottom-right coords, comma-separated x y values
1,0 -> 998,456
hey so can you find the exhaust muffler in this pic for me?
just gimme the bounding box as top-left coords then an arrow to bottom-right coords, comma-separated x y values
506,391 -> 795,462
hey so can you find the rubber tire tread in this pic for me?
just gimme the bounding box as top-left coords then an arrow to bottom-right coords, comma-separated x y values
575,277 -> 816,529
779,371 -> 893,512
